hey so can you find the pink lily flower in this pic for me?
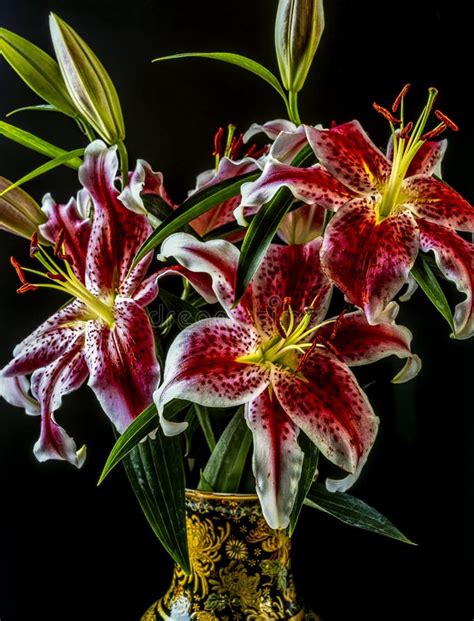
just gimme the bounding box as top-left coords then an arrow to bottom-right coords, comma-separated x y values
0,140 -> 161,466
154,233 -> 420,528
241,88 -> 474,337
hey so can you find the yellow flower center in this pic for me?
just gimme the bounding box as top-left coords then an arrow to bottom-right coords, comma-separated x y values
237,302 -> 335,371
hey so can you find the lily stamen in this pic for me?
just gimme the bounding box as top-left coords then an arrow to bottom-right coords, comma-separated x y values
435,109 -> 459,132
392,83 -> 411,113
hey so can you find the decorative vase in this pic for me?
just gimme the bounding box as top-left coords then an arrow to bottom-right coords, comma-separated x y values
142,489 -> 318,621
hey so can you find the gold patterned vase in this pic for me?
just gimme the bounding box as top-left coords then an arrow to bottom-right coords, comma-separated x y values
142,489 -> 318,621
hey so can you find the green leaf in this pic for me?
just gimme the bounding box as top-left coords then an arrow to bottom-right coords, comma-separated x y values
184,406 -> 199,457
0,121 -> 83,170
158,288 -> 207,329
49,13 -> 125,144
289,435 -> 319,536
123,431 -> 190,572
199,407 -> 252,493
98,400 -> 190,485
305,483 -> 415,545
153,52 -> 288,107
0,148 -> 85,198
194,404 -> 217,452
234,144 -> 316,304
0,27 -> 76,116
133,170 -> 259,265
6,104 -> 61,117
411,253 -> 455,331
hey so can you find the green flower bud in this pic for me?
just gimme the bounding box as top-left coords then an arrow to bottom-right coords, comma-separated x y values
49,13 -> 125,144
0,177 -> 46,239
275,0 -> 325,93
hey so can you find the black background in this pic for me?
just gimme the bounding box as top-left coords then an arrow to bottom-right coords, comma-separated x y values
0,1 -> 472,620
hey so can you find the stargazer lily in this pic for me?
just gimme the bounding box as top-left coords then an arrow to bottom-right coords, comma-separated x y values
0,140 -> 161,466
153,233 -> 420,529
241,87 -> 474,337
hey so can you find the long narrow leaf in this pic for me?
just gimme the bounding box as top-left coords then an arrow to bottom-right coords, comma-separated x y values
305,483 -> 415,545
289,435 -> 319,536
153,52 -> 288,106
133,170 -> 259,265
0,148 -> 85,198
411,254 -> 455,331
0,121 -> 83,169
98,399 -> 189,485
123,431 -> 190,572
6,104 -> 60,117
194,404 -> 217,452
199,407 -> 251,493
234,144 -> 315,303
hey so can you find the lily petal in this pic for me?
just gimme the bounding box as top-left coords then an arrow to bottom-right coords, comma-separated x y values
269,125 -> 309,164
305,121 -> 391,193
245,390 -> 304,529
402,175 -> 474,232
40,193 -> 91,281
118,159 -> 173,216
278,203 -> 325,245
237,160 -> 353,227
387,137 -> 447,177
321,198 -> 419,324
318,303 -> 421,382
154,318 -> 270,436
79,140 -> 153,295
159,233 -> 249,321
2,301 -> 87,378
84,297 -> 160,432
250,237 -> 332,337
31,337 -> 88,467
243,119 -> 298,143
419,220 -> 474,339
0,375 -> 40,416
272,348 -> 378,491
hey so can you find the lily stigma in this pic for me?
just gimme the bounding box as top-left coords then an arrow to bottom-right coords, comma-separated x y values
374,84 -> 458,221
11,230 -> 115,327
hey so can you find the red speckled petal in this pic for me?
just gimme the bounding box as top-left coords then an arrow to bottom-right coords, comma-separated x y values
402,175 -> 474,232
387,137 -> 447,177
79,141 -> 154,295
250,238 -> 332,337
131,272 -> 159,307
272,348 -> 378,492
118,159 -> 174,215
1,301 -> 87,378
237,161 -> 353,225
84,298 -> 160,432
31,336 -> 88,467
321,198 -> 419,324
159,233 -> 252,324
154,318 -> 270,435
419,220 -> 474,339
40,193 -> 91,282
317,304 -> 421,382
245,390 -> 304,529
305,121 -> 391,193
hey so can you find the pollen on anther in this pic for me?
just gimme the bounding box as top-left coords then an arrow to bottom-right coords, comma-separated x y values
435,110 -> 459,132
212,127 -> 224,157
10,256 -> 28,285
421,124 -> 447,141
392,83 -> 411,113
373,102 -> 400,125
47,271 -> 67,283
30,232 -> 39,258
399,121 -> 413,139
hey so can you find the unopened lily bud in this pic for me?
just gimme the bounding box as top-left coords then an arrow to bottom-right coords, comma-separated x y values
0,177 -> 46,239
275,0 -> 325,93
49,13 -> 125,144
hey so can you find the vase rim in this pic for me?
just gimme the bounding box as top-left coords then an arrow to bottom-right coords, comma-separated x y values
185,488 -> 259,502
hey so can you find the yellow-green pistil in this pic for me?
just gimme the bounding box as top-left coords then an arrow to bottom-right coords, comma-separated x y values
11,234 -> 115,327
237,304 -> 335,371
374,86 -> 456,222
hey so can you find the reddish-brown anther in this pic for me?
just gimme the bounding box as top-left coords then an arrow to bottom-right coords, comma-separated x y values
392,83 -> 411,113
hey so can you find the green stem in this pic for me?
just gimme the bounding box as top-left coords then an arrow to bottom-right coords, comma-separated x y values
288,90 -> 302,125
116,140 -> 129,190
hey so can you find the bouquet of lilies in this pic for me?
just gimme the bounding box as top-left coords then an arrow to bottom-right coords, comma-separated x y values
0,0 -> 472,571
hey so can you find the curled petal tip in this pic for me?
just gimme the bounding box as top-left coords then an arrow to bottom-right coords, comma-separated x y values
391,354 -> 422,384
